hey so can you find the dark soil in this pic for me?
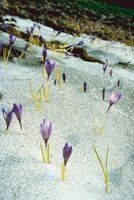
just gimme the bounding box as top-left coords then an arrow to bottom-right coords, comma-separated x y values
0,0 -> 133,46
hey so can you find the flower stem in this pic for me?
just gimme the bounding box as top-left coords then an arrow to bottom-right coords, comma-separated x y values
47,143 -> 50,163
5,45 -> 12,66
40,143 -> 45,162
3,47 -> 7,66
18,51 -> 25,61
93,145 -> 109,193
105,147 -> 109,192
61,163 -> 65,181
56,67 -> 61,91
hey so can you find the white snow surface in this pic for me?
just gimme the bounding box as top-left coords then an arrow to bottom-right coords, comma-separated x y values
0,16 -> 134,200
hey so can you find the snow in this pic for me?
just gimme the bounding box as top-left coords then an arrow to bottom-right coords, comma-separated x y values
0,16 -> 134,200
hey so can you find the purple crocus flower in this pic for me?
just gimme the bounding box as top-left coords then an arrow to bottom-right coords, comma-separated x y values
40,119 -> 52,146
45,59 -> 56,79
103,63 -> 107,75
42,48 -> 47,63
109,69 -> 113,77
12,103 -> 22,129
107,92 -> 122,112
2,108 -> 13,130
9,34 -> 16,46
0,41 -> 2,52
63,143 -> 72,166
76,40 -> 84,46
0,23 -> 8,32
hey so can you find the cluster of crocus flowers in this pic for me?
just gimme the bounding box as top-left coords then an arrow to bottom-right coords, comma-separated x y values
3,34 -> 16,66
29,59 -> 56,109
40,119 -> 52,163
107,91 -> 121,113
26,26 -> 35,50
39,120 -> 72,180
2,103 -> 22,131
61,143 -> 72,181
27,25 -> 42,47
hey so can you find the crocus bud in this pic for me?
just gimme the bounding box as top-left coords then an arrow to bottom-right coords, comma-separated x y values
89,34 -> 96,43
109,69 -> 113,77
84,82 -> 87,92
42,48 -> 47,63
54,79 -> 56,85
103,63 -> 107,75
37,24 -> 41,30
55,29 -> 63,37
102,87 -> 105,101
76,40 -> 84,46
39,35 -> 43,44
24,43 -> 29,52
9,34 -> 16,46
0,41 -> 2,52
40,119 -> 52,147
63,143 -> 72,166
2,108 -> 13,130
63,73 -> 66,83
107,92 -> 121,113
12,104 -> 22,129
45,60 -> 56,79
117,80 -> 120,87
